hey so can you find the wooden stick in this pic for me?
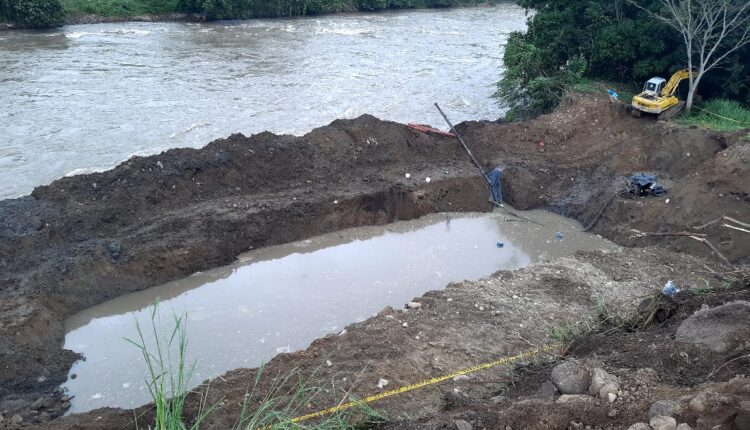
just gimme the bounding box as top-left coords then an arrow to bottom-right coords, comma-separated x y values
722,224 -> 750,235
694,215 -> 750,230
629,229 -> 706,238
690,236 -> 733,266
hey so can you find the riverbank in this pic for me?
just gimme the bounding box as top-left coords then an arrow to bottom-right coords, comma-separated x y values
1,94 -> 748,427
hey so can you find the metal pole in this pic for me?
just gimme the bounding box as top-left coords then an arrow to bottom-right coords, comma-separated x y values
434,103 -> 492,186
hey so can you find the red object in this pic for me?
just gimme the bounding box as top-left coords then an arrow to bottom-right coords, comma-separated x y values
407,123 -> 456,137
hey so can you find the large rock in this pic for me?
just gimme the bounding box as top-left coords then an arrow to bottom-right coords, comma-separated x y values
588,368 -> 620,399
675,301 -> 750,353
649,400 -> 682,419
650,415 -> 677,430
551,360 -> 594,394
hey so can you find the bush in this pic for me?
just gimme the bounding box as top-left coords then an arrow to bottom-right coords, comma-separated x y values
5,0 -> 65,28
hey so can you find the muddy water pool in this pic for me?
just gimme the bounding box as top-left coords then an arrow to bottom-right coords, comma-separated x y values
62,209 -> 618,413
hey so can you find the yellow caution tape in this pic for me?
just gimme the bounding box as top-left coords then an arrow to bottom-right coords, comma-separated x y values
284,344 -> 560,425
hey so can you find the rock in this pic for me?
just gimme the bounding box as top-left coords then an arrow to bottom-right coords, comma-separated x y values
106,241 -> 122,254
607,392 -> 617,403
627,424 -> 651,430
533,381 -> 558,400
407,302 -> 422,309
556,394 -> 595,404
736,400 -> 750,430
675,301 -> 750,353
551,360 -> 593,394
588,368 -> 620,399
39,412 -> 51,422
0,414 -> 4,423
675,424 -> 692,430
649,400 -> 682,419
454,419 -> 472,430
325,360 -> 332,367
377,378 -> 388,389
11,414 -> 23,424
452,375 -> 471,382
608,409 -> 617,418
31,218 -> 43,231
31,397 -> 55,410
688,391 -> 717,413
650,415 -> 677,430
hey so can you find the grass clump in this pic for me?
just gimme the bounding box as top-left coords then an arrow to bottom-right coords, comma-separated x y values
678,99 -> 750,131
61,0 -> 180,17
126,303 -> 214,430
128,302 -> 384,430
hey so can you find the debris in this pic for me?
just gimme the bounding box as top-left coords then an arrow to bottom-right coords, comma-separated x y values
402,322 -> 409,327
425,177 -> 431,183
325,360 -> 332,367
556,394 -> 595,404
405,173 -> 411,179
629,174 -> 666,197
406,123 -> 456,137
496,241 -> 504,248
377,378 -> 389,389
407,302 -> 422,309
661,280 -> 680,297
556,231 -> 564,241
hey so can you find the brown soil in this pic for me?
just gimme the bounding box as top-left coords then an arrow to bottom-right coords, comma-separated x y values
0,94 -> 748,428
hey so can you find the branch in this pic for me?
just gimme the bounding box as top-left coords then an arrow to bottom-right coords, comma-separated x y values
694,215 -> 750,230
629,229 -> 732,266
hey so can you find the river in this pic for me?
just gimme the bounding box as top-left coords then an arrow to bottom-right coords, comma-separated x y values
0,4 -> 526,200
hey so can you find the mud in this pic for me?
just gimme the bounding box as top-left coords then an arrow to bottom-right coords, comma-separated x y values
0,94 -> 748,427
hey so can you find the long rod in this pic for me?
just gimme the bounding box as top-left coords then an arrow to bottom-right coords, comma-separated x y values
434,103 -> 492,186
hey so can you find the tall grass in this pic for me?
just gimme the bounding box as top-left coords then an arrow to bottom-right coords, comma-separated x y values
125,303 -> 214,430
127,303 -> 384,430
678,99 -> 750,131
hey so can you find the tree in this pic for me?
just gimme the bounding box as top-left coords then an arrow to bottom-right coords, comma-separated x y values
631,0 -> 750,110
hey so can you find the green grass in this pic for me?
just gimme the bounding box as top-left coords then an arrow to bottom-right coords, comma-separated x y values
61,0 -> 181,17
677,99 -> 750,131
128,302 -> 384,430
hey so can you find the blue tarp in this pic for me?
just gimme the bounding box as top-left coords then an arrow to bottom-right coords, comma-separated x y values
630,174 -> 666,196
487,167 -> 503,204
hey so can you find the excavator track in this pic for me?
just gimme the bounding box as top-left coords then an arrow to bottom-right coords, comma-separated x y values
657,101 -> 685,121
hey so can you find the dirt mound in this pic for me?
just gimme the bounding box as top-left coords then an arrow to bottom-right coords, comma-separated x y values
0,93 -> 748,428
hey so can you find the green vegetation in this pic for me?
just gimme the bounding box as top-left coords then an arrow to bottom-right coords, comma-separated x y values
676,99 -> 750,131
5,0 -> 493,27
497,0 -> 750,120
61,0 -> 180,17
128,303 -> 384,430
0,0 -> 65,28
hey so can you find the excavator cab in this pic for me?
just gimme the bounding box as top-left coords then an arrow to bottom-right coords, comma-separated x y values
642,78 -> 666,98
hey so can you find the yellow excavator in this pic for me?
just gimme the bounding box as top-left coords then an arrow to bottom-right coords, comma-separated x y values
631,69 -> 695,120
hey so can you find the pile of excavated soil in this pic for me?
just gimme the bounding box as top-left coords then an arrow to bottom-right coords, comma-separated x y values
0,94 -> 748,428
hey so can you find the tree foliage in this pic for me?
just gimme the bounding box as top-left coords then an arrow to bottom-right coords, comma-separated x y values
177,0 -> 486,19
498,0 -> 750,118
0,0 -> 65,28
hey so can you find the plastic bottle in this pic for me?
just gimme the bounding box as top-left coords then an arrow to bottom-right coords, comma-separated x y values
662,280 -> 680,297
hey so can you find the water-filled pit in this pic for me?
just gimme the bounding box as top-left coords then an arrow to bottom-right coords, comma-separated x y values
62,210 -> 619,413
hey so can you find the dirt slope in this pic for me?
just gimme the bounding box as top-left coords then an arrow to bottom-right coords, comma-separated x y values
0,94 -> 748,428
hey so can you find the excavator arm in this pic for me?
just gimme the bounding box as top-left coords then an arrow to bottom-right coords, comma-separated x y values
661,69 -> 695,97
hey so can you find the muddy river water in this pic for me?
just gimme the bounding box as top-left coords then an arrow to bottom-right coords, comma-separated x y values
62,210 -> 618,413
0,4 -> 526,199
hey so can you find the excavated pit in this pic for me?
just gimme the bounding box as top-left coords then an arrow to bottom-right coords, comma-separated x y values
0,94 -> 747,428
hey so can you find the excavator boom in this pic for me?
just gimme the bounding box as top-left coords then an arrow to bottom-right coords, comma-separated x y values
661,69 -> 694,97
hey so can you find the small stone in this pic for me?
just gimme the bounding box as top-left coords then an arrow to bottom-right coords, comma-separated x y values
37,375 -> 47,383
377,378 -> 388,389
650,415 -> 677,430
325,360 -> 332,367
627,424 -> 651,430
556,394 -> 595,404
39,412 -> 51,422
608,409 -> 617,418
453,375 -> 471,382
608,392 -> 617,403
405,173 -> 411,179
425,177 -> 431,183
688,392 -> 711,413
407,302 -> 422,309
454,419 -> 472,430
675,424 -> 693,430
402,322 -> 408,327
11,414 -> 23,424
71,373 -> 77,379
589,368 -> 620,399
0,414 -> 4,423
649,400 -> 682,419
